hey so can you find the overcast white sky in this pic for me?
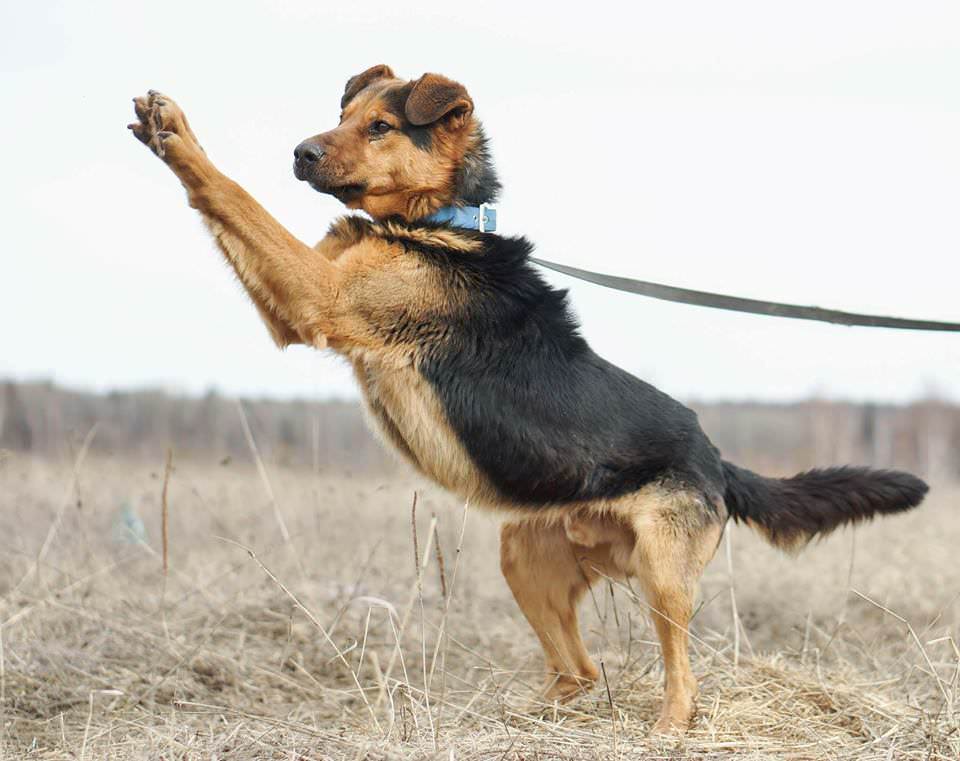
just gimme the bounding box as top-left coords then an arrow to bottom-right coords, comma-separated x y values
2,0 -> 959,402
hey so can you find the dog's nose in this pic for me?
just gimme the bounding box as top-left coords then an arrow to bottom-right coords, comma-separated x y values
294,142 -> 325,164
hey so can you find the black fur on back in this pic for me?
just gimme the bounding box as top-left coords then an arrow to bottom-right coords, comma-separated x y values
398,224 -> 726,506
369,220 -> 929,529
722,461 -> 928,548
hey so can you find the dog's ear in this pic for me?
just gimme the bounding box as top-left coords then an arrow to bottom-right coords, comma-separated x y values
341,64 -> 395,109
404,73 -> 474,129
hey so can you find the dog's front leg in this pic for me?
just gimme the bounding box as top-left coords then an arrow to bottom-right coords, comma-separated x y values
129,91 -> 341,349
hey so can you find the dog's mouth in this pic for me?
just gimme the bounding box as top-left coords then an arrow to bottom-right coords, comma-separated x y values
310,181 -> 366,203
293,163 -> 366,203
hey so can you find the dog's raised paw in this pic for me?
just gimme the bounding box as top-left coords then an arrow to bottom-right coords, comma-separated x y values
128,91 -> 201,160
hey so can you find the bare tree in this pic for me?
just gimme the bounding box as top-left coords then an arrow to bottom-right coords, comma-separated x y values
0,382 -> 33,451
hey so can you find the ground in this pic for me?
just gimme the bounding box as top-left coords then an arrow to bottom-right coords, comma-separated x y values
1,452 -> 958,759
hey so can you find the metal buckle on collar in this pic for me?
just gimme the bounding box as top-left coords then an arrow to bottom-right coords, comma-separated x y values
477,203 -> 495,233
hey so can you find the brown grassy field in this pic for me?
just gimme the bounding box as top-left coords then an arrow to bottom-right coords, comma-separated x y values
1,450 -> 958,760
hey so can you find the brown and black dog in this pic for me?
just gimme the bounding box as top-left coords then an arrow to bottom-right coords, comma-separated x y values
129,66 -> 928,734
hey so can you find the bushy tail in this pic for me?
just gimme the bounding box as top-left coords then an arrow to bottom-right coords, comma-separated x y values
722,461 -> 928,550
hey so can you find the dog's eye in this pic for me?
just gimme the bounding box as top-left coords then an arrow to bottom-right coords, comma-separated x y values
370,120 -> 393,135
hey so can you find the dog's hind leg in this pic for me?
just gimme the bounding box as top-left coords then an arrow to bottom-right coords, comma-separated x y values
626,489 -> 723,734
500,520 -> 599,702
500,517 -> 631,703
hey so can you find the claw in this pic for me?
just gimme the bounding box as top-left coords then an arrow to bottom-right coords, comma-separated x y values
133,96 -> 150,120
128,122 -> 148,144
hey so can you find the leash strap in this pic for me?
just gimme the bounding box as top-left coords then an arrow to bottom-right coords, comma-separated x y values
530,257 -> 960,332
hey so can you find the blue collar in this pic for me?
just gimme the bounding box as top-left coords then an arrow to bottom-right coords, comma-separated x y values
423,203 -> 497,233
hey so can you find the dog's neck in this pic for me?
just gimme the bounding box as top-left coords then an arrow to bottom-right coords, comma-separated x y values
451,123 -> 501,207
412,124 -> 502,230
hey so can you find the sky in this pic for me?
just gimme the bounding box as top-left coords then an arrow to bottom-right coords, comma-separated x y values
2,0 -> 959,402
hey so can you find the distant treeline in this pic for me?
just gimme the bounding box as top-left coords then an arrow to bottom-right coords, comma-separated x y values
1,380 -> 958,480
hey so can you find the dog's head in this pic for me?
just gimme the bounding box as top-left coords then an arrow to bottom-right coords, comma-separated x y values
293,65 -> 499,221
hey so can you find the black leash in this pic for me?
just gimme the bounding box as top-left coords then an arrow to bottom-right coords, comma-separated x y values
531,258 -> 960,332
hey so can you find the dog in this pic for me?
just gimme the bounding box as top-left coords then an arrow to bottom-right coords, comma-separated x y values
128,66 -> 928,734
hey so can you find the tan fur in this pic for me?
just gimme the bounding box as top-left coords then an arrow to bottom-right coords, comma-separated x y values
352,357 -> 493,498
745,518 -> 807,553
128,83 -> 725,736
503,488 -> 724,732
375,220 -> 483,253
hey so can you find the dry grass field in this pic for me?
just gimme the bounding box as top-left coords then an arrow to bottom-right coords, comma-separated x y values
1,450 -> 958,760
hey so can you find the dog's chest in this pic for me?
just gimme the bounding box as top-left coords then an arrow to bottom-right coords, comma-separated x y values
351,355 -> 486,499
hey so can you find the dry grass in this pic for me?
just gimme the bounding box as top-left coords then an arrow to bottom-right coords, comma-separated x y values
0,450 -> 958,760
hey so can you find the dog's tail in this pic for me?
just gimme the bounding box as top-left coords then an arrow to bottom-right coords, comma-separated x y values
721,460 -> 928,550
